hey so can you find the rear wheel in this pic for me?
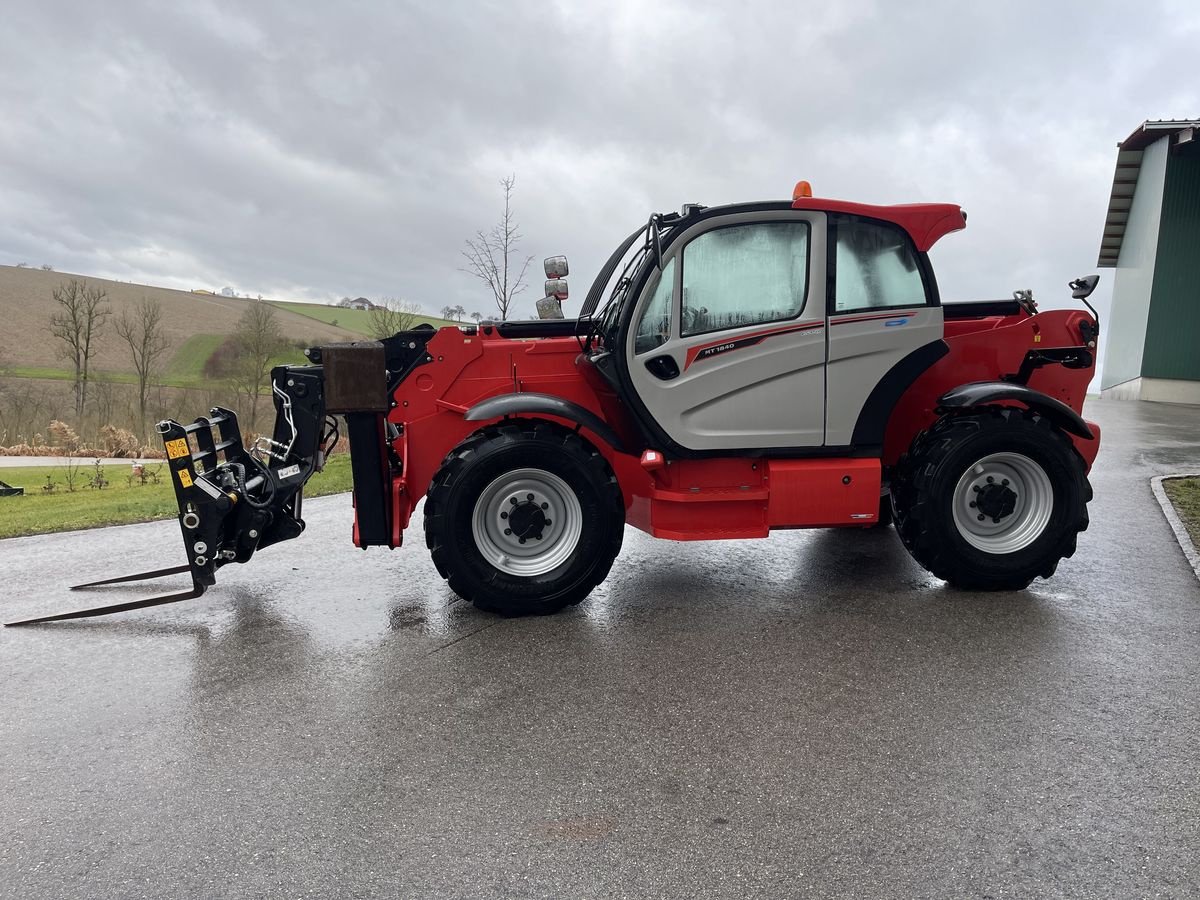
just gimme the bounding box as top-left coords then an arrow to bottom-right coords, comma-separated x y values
891,407 -> 1091,590
424,420 -> 624,616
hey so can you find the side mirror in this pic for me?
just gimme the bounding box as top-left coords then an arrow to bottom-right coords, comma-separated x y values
544,278 -> 568,301
544,256 -> 569,279
1070,274 -> 1099,300
535,296 -> 564,319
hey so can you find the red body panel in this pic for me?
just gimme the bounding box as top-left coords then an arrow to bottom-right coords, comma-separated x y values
371,302 -> 1098,547
369,304 -> 1097,547
375,326 -> 888,546
881,308 -> 1098,470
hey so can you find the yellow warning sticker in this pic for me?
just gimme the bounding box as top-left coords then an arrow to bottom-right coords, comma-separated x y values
177,469 -> 194,488
165,438 -> 190,459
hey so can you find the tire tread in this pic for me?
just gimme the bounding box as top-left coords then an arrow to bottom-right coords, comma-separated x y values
891,406 -> 1091,590
424,420 -> 623,615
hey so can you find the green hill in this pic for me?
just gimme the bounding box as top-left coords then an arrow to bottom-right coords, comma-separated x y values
267,300 -> 458,336
0,266 -> 363,384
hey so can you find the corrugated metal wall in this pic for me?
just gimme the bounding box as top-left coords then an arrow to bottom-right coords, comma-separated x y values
1142,145 -> 1200,381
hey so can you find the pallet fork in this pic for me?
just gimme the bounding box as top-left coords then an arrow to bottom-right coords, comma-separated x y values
6,365 -> 329,626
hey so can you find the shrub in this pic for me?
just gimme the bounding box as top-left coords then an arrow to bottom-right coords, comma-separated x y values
48,420 -> 82,452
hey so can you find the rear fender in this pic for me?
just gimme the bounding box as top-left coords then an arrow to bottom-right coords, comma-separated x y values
937,381 -> 1094,439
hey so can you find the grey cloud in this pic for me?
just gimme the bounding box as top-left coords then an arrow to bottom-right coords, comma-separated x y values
1,0 -> 1196,324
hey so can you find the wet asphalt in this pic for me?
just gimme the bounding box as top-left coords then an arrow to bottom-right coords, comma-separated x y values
1,398 -> 1198,899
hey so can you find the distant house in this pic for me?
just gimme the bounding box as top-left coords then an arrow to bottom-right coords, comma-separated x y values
348,297 -> 377,311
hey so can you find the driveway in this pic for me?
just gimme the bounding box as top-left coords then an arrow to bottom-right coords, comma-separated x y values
1,398 -> 1197,898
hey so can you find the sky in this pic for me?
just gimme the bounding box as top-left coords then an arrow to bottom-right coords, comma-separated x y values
1,0 -> 1197,326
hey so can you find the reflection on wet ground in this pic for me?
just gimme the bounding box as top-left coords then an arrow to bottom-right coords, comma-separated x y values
1,399 -> 1199,898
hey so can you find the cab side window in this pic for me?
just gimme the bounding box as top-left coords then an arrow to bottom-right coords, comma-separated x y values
634,258 -> 675,354
834,219 -> 928,312
681,222 -> 809,337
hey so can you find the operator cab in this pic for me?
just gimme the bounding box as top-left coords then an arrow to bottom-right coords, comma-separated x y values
580,186 -> 957,456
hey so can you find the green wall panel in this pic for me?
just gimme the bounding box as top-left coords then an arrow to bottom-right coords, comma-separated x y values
1143,146 -> 1200,381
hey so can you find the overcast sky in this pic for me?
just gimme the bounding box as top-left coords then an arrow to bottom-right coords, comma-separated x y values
1,0 -> 1197,323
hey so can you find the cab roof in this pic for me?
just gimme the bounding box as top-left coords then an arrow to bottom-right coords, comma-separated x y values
790,197 -> 966,252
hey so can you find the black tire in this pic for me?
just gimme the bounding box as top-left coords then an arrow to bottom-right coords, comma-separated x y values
424,419 -> 624,616
891,406 -> 1091,590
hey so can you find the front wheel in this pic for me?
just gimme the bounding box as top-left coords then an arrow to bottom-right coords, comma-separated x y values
424,420 -> 624,616
891,407 -> 1091,590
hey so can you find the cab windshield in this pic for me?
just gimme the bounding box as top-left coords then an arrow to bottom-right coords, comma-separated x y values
582,215 -> 679,352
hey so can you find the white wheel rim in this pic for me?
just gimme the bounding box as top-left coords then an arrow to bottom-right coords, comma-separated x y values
951,451 -> 1054,554
470,468 -> 583,577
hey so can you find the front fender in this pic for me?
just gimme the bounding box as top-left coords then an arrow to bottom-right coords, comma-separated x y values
463,392 -> 628,454
937,382 -> 1094,440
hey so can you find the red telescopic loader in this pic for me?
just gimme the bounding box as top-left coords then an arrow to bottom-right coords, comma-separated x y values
8,184 -> 1101,625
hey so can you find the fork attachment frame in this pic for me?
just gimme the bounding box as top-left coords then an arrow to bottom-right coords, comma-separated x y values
6,364 -> 328,626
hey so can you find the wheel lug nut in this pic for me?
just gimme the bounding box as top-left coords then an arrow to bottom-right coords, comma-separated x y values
986,476 -> 994,483
977,514 -> 985,521
992,518 -> 1001,524
509,497 -> 518,506
519,537 -> 526,544
544,519 -> 551,526
504,528 -> 512,536
526,493 -> 534,501
541,502 -> 548,510
969,501 -> 976,508
972,486 -> 981,493
1002,479 -> 1009,486
500,511 -> 508,520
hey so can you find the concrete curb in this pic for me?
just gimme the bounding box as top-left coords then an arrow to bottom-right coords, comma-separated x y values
1151,474 -> 1200,584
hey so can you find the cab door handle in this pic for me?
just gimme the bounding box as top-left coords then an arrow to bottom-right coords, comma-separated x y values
645,355 -> 680,381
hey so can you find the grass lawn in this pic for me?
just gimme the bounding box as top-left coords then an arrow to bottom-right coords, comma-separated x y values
166,333 -> 227,381
5,364 -> 207,390
268,301 -> 456,336
0,454 -> 354,539
3,365 -> 148,386
1163,477 -> 1200,551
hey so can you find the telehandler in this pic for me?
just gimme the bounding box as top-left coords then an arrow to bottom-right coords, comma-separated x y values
9,183 -> 1101,625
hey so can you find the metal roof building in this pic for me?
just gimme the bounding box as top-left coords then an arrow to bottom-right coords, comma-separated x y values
1099,119 -> 1200,404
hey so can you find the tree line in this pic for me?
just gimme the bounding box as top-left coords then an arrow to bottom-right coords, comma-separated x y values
0,281 -> 292,450
47,279 -> 171,438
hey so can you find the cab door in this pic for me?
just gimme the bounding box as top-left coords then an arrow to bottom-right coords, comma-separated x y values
824,217 -> 944,446
625,210 -> 828,451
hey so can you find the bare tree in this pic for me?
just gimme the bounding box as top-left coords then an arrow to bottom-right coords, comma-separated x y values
49,278 -> 110,419
228,302 -> 283,432
469,311 -> 484,324
89,380 -> 120,432
440,305 -> 455,320
461,174 -> 534,321
115,297 -> 172,437
367,298 -> 424,340
1,383 -> 53,445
